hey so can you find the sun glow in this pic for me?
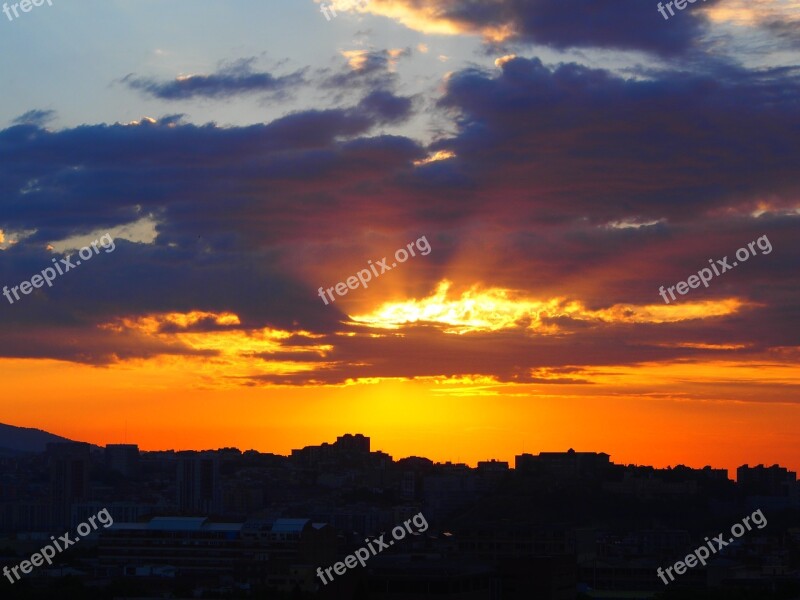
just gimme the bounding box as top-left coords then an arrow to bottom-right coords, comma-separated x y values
350,280 -> 747,334
705,0 -> 800,25
413,150 -> 456,166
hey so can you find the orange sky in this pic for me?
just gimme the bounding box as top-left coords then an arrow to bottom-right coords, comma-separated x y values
4,349 -> 799,477
1,0 -> 799,485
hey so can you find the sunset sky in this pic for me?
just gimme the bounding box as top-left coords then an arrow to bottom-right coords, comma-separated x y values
1,0 -> 799,476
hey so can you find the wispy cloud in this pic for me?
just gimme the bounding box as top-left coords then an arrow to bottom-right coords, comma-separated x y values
12,109 -> 56,127
122,58 -> 306,101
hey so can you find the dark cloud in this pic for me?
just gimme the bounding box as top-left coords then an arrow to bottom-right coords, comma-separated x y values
0,89 -> 421,364
246,303 -> 799,386
12,109 -> 56,127
506,0 -> 722,56
0,90 -> 416,246
321,48 -> 412,93
1,56 -> 798,382
372,0 -> 723,56
122,58 -> 306,100
0,237 -> 346,364
357,90 -> 414,124
433,57 -> 800,224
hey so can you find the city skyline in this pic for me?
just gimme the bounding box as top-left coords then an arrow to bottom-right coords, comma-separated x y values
4,421 -> 798,480
2,426 -> 798,597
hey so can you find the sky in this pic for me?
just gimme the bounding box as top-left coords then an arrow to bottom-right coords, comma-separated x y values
1,0 -> 799,476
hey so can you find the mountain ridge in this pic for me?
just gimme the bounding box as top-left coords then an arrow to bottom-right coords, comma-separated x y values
0,422 -> 78,454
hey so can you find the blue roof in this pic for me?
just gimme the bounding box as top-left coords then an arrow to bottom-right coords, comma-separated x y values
110,517 -> 242,533
271,519 -> 309,533
149,517 -> 208,531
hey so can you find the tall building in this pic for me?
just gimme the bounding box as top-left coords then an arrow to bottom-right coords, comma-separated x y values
105,444 -> 140,478
336,433 -> 370,454
177,452 -> 222,514
290,433 -> 372,468
737,464 -> 797,496
47,442 -> 91,528
515,448 -> 611,479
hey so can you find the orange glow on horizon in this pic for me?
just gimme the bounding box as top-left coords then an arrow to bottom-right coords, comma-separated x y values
3,353 -> 799,478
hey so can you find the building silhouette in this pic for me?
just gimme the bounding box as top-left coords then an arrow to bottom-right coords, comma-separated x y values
177,451 -> 222,514
47,442 -> 91,528
105,444 -> 140,478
